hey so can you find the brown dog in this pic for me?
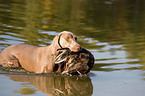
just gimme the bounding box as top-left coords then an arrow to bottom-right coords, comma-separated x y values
0,31 -> 81,73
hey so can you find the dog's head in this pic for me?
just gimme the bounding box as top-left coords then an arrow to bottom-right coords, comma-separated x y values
57,31 -> 81,52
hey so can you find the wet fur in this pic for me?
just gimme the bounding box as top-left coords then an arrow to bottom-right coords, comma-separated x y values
0,31 -> 81,73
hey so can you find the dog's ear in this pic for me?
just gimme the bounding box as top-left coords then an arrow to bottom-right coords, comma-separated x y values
55,32 -> 63,41
51,32 -> 63,50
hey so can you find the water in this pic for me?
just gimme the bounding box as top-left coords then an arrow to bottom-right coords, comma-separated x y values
0,0 -> 145,96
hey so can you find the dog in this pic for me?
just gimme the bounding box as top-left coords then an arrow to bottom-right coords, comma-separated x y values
54,48 -> 94,75
0,31 -> 81,73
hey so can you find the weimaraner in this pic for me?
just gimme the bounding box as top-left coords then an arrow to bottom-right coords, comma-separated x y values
0,31 -> 81,73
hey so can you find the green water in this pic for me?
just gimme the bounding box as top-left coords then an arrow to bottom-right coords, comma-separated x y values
0,0 -> 145,96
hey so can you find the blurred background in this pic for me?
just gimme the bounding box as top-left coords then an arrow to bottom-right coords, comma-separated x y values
0,0 -> 145,96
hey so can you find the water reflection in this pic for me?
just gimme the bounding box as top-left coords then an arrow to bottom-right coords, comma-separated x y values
7,75 -> 93,96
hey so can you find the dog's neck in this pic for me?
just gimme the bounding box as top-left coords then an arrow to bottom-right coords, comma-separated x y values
50,36 -> 62,56
48,35 -> 70,58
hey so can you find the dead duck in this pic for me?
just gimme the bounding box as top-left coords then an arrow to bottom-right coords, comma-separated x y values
54,48 -> 94,75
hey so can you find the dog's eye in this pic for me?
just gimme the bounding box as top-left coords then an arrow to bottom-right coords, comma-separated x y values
75,37 -> 77,41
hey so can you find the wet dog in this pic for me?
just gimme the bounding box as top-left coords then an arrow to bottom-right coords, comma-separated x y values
0,31 -> 81,73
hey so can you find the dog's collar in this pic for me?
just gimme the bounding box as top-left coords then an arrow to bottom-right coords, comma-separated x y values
57,34 -> 69,51
58,34 -> 63,49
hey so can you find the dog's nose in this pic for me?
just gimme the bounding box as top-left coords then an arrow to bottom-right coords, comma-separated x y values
77,46 -> 81,51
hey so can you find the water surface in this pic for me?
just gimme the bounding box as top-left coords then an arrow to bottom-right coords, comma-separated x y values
0,0 -> 145,96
